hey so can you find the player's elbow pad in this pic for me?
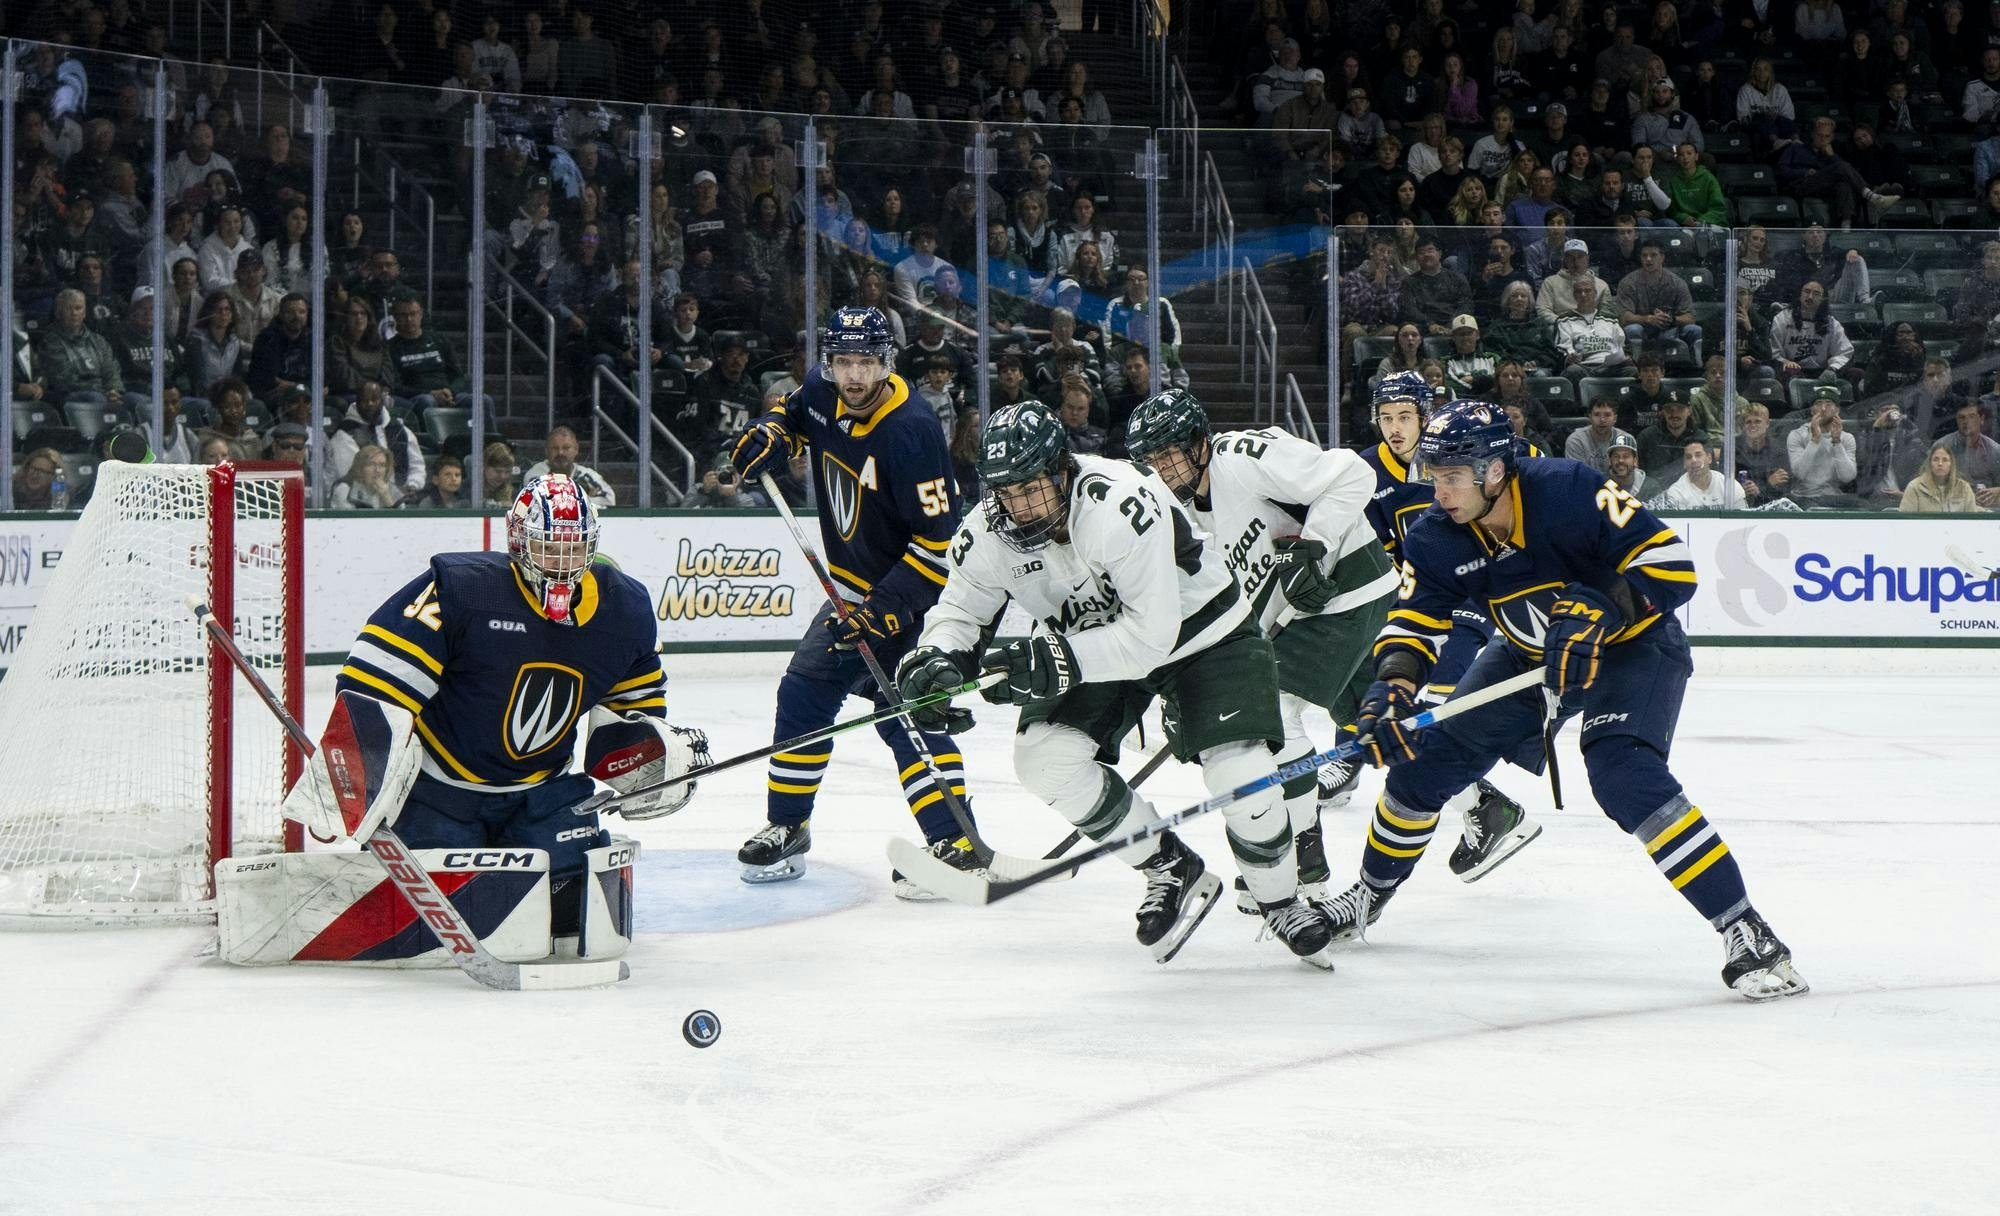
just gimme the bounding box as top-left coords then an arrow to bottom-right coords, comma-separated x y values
1376,648 -> 1427,687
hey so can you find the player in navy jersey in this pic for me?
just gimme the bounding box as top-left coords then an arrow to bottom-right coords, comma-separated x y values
1324,401 -> 1806,1000
1349,371 -> 1539,881
331,474 -> 711,940
729,306 -> 978,896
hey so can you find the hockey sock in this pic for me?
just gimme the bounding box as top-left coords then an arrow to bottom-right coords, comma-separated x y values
1635,798 -> 1751,928
1205,742 -> 1297,906
1069,766 -> 1167,865
1358,790 -> 1441,892
899,749 -> 969,843
765,747 -> 829,827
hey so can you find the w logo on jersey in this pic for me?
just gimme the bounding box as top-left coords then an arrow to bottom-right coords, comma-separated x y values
502,663 -> 585,760
820,452 -> 875,542
1490,582 -> 1565,656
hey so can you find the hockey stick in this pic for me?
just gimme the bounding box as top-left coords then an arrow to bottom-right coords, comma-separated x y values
187,598 -> 625,991
758,471 -> 993,861
1946,544 -> 1996,580
574,670 -> 1009,817
886,666 -> 1548,907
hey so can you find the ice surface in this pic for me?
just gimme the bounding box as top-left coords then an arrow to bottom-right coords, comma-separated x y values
2,656 -> 1996,1215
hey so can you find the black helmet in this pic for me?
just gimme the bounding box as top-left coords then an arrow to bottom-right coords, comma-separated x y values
1120,388 -> 1210,503
978,401 -> 1072,551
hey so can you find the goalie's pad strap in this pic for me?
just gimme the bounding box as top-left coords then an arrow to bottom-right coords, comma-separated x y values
216,848 -> 552,967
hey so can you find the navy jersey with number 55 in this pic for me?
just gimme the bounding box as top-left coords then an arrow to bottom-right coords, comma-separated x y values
766,366 -> 961,625
336,551 -> 666,792
1375,459 -> 1698,677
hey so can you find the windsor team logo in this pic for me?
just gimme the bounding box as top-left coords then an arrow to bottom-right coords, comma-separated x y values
819,452 -> 877,543
502,663 -> 584,760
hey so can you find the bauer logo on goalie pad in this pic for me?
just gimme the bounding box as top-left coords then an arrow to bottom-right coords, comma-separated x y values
503,663 -> 585,760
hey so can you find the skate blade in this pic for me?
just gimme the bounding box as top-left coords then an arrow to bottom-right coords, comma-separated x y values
1294,945 -> 1336,971
1316,784 -> 1358,813
1732,959 -> 1809,1002
1151,871 -> 1223,964
1450,819 -> 1544,883
739,857 -> 808,885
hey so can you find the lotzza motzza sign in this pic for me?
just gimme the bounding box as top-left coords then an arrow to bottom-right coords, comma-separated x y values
6,512 -> 1998,672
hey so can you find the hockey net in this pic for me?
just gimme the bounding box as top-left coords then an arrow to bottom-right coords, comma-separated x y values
0,462 -> 304,923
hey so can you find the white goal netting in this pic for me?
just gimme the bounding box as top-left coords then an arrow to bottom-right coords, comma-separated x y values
0,462 -> 300,923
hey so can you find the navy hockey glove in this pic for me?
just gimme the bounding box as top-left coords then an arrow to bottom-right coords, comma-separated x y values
830,600 -> 902,651
979,633 -> 1079,706
1354,679 -> 1422,768
1545,584 -> 1617,699
1272,537 -> 1336,615
731,417 -> 791,482
894,646 -> 976,734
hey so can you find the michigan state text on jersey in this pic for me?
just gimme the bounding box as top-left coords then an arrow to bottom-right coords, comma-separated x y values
728,306 -> 978,896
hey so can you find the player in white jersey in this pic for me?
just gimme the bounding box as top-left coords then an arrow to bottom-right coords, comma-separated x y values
1120,390 -> 1401,914
894,402 -> 1337,967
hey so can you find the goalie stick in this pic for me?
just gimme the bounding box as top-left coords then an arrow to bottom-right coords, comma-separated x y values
187,598 -> 626,991
885,666 -> 1548,907
759,471 -> 993,862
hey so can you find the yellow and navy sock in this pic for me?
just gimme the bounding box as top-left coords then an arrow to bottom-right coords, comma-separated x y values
1359,791 -> 1440,891
766,748 -> 830,826
901,751 -> 968,843
1636,798 -> 1750,928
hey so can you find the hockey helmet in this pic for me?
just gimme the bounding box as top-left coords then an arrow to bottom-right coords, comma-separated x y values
819,306 -> 896,382
978,401 -> 1073,552
1372,369 -> 1433,415
1121,388 -> 1212,503
1417,400 -> 1518,478
507,473 -> 600,623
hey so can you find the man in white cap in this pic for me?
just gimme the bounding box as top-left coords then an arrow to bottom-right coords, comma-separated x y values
1274,67 -> 1339,156
1535,237 -> 1613,323
1442,314 -> 1500,397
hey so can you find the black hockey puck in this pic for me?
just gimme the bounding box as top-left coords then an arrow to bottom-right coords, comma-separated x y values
682,1009 -> 722,1048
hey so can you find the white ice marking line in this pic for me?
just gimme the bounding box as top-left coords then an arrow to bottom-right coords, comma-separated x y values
886,977 -> 2000,1213
0,929 -> 206,1132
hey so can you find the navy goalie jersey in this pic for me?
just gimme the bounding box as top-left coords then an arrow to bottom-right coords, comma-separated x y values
767,366 -> 960,622
1376,459 -> 1698,677
336,551 -> 666,791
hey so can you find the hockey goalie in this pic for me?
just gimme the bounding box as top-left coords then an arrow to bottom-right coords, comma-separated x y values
216,474 -> 710,968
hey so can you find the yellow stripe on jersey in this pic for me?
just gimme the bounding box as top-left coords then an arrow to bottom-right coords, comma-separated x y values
828,563 -> 874,592
339,665 -> 424,714
361,625 -> 444,675
903,553 -> 949,585
1634,567 -> 1697,583
1388,607 -> 1453,630
611,696 -> 666,711
1617,528 -> 1680,572
912,534 -> 953,551
607,667 -> 666,694
414,715 -> 484,783
1373,635 -> 1439,661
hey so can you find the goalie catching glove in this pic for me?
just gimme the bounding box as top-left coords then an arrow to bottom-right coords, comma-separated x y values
280,690 -> 423,845
584,707 -> 711,820
894,646 -> 977,734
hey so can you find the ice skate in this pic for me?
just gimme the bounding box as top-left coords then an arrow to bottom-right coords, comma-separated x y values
1721,910 -> 1809,1002
1316,879 -> 1393,942
1447,781 -> 1541,882
738,820 -> 811,884
1135,831 -> 1222,964
1258,896 -> 1336,970
1316,756 -> 1360,811
892,836 -> 986,902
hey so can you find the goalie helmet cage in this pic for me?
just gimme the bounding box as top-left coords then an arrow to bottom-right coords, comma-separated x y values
0,462 -> 305,924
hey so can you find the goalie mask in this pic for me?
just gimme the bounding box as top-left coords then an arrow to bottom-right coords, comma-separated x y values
507,474 -> 599,623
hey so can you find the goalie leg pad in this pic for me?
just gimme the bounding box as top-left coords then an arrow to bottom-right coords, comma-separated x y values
578,837 -> 640,960
215,847 -> 553,966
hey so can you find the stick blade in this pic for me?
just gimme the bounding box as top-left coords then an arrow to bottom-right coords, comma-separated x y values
885,838 -> 996,907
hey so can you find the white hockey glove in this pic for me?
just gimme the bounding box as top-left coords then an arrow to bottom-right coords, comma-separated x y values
280,690 -> 422,845
583,706 -> 711,820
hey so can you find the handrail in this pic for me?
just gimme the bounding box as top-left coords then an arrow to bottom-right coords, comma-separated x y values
1168,60 -> 1199,203
349,139 -> 438,318
482,249 -> 558,432
1237,257 -> 1279,427
1283,374 -> 1320,446
589,365 -> 696,505
1198,152 -> 1234,326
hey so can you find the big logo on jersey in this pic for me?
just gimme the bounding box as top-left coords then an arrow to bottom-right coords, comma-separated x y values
1488,581 -> 1566,657
820,452 -> 877,542
502,662 -> 585,760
